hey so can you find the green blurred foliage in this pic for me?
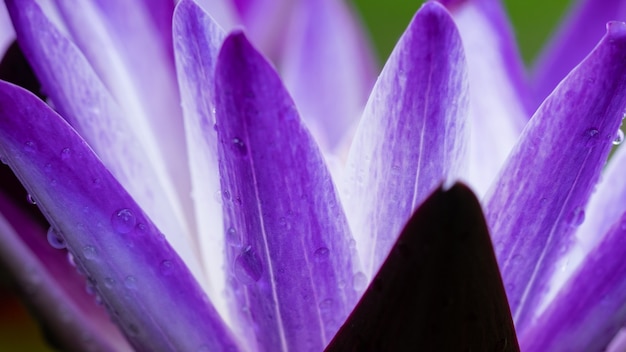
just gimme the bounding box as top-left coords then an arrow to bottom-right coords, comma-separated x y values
350,0 -> 574,66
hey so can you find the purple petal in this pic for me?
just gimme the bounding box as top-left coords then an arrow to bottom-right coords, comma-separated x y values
327,184 -> 518,351
341,2 -> 469,278
440,0 -> 530,196
29,0 -> 194,235
484,21 -> 626,331
0,3 -> 14,55
173,0 -> 231,327
0,177 -> 130,351
531,0 -> 626,110
540,128 -> 626,313
519,213 -> 626,351
215,32 -> 358,351
280,0 -> 377,150
6,0 -> 205,284
0,81 -> 238,351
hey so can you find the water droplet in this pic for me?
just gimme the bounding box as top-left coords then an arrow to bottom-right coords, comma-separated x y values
226,227 -> 241,247
223,190 -> 231,201
104,277 -> 115,288
26,194 -> 36,205
60,147 -> 71,160
569,207 -> 585,226
214,190 -> 223,204
614,129 -> 624,145
319,298 -> 333,310
24,140 -> 35,152
352,272 -> 367,291
124,276 -> 137,290
587,128 -> 599,137
111,208 -> 136,234
67,252 -> 76,267
83,245 -> 97,260
159,260 -> 174,275
314,247 -> 330,262
231,137 -> 248,156
234,246 -> 263,285
47,227 -> 66,249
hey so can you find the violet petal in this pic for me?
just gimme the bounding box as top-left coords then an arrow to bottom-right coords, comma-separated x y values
484,21 -> 626,331
5,0 -> 205,284
0,182 -> 131,351
35,0 -> 195,236
440,0 -> 530,196
342,1 -> 469,278
215,32 -> 358,351
0,81 -> 238,352
172,0 -> 230,325
531,0 -> 626,110
327,184 -> 518,351
520,213 -> 626,351
281,0 -> 377,150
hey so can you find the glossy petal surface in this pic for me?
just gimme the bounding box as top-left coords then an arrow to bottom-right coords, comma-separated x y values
342,2 -> 468,278
281,0 -> 376,150
485,22 -> 626,331
6,0 -> 205,284
173,0 -> 229,322
520,213 -> 626,351
215,33 -> 357,352
0,81 -> 237,352
327,184 -> 518,351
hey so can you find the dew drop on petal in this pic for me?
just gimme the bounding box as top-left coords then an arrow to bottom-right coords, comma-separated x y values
587,128 -> 599,137
614,129 -> 624,145
83,245 -> 97,260
60,147 -> 71,160
26,194 -> 36,205
234,246 -> 263,285
124,276 -> 137,290
159,260 -> 174,276
67,252 -> 76,267
47,227 -> 66,249
111,208 -> 136,234
24,140 -> 35,152
569,207 -> 585,227
226,227 -> 241,247
104,277 -> 115,288
314,247 -> 330,262
231,137 -> 248,156
352,272 -> 367,292
319,298 -> 333,310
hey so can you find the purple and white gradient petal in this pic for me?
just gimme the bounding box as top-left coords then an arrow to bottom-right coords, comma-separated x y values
0,81 -> 238,351
342,1 -> 468,278
485,21 -> 626,332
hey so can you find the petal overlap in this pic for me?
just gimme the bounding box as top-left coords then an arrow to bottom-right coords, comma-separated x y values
342,1 -> 469,278
0,81 -> 237,351
485,21 -> 626,331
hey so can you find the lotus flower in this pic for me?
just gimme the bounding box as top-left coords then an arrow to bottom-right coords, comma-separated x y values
2,0 -> 626,351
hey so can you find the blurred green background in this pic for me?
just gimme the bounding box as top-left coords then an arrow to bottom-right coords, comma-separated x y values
1,0 -> 573,351
352,0 -> 574,65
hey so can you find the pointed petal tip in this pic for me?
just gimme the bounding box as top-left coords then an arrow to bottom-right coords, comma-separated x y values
607,21 -> 626,40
